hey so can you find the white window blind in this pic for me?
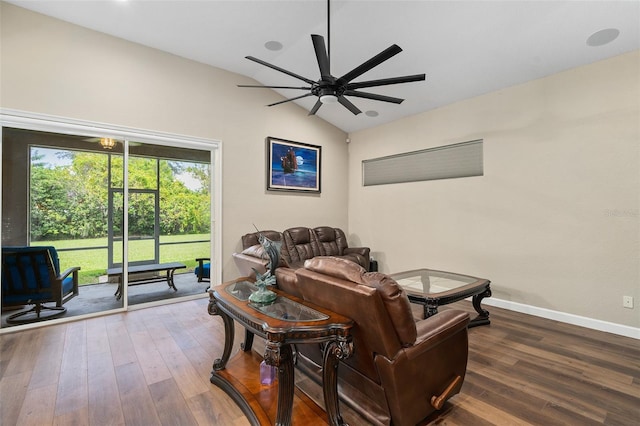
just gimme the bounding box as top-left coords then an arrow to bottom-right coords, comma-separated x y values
362,139 -> 483,186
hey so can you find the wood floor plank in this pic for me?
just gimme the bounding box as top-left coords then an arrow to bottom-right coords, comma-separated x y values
86,317 -> 125,426
27,324 -> 65,390
128,327 -> 173,386
153,334 -> 210,399
3,327 -> 44,377
186,389 -> 251,426
1,370 -> 32,426
52,406 -> 88,426
15,383 -> 57,426
149,377 -> 198,426
54,321 -> 88,417
0,331 -> 19,377
115,361 -> 161,426
106,317 -> 138,367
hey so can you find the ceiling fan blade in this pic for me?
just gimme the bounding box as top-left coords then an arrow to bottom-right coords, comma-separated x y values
267,93 -> 314,107
238,84 -> 312,90
344,90 -> 404,104
246,56 -> 317,86
338,44 -> 403,84
311,35 -> 332,80
308,99 -> 322,116
347,74 -> 426,90
337,96 -> 362,115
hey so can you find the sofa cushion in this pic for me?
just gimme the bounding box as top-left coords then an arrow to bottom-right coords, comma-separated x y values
314,226 -> 347,256
283,227 -> 321,264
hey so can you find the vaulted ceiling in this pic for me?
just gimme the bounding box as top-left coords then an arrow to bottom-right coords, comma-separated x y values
7,0 -> 640,133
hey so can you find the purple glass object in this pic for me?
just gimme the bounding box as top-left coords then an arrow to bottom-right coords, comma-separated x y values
260,360 -> 276,385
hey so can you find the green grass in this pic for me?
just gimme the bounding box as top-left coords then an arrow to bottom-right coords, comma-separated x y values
34,234 -> 210,285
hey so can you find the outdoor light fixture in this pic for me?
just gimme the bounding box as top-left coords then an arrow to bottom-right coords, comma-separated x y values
100,137 -> 116,150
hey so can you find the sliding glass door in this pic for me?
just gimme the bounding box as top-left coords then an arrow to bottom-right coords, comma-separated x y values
0,111 -> 220,330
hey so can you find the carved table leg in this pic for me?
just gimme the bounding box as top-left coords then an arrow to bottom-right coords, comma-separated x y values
424,299 -> 439,319
241,329 -> 254,352
322,338 -> 353,426
470,285 -> 492,327
208,298 -> 235,371
264,342 -> 294,426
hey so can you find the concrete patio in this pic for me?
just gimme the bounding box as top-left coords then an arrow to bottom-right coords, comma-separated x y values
1,271 -> 210,328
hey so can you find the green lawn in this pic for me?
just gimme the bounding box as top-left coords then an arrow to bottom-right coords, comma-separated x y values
34,234 -> 210,285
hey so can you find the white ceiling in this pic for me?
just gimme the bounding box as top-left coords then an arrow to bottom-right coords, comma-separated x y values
7,0 -> 640,133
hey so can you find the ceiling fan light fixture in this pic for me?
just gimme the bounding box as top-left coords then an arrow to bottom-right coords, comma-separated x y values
320,94 -> 338,104
100,137 -> 116,150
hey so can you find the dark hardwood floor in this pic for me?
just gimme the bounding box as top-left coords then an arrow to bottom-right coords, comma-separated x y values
1,297 -> 638,425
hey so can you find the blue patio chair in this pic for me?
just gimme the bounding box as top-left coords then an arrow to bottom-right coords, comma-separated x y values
1,246 -> 80,323
194,257 -> 210,282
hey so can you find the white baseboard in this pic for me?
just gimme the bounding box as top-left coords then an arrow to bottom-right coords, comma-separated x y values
483,297 -> 640,340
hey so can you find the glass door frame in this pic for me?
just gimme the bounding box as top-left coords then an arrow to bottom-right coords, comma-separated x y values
0,108 -> 222,333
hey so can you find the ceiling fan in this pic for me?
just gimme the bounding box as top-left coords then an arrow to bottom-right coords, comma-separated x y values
239,0 -> 426,116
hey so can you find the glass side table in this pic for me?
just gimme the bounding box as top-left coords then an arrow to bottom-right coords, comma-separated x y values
390,268 -> 492,327
209,278 -> 354,426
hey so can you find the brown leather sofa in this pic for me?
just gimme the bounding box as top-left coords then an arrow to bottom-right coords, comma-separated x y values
277,257 -> 470,426
232,226 -> 370,276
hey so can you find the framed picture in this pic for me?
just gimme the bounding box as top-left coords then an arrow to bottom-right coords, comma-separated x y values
266,137 -> 321,193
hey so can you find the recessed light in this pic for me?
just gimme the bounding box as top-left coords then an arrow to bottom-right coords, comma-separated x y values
264,41 -> 283,51
586,28 -> 620,47
365,110 -> 379,117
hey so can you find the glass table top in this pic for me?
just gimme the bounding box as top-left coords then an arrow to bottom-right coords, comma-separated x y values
225,280 -> 257,301
224,280 -> 328,322
390,269 -> 484,296
250,296 -> 329,322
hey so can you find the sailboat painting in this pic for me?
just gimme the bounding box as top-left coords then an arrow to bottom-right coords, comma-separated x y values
267,137 -> 321,193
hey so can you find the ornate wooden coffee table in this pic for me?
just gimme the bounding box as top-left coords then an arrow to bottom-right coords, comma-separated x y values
390,268 -> 492,327
208,278 -> 354,426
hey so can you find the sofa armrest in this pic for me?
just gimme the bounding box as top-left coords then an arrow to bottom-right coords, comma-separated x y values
408,310 -> 470,359
232,252 -> 268,278
343,246 -> 370,258
343,246 -> 371,270
275,267 -> 302,298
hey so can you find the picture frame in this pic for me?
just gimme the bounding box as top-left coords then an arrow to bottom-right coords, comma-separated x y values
266,137 -> 321,193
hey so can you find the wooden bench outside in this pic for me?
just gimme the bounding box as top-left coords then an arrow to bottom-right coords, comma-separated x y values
107,262 -> 187,300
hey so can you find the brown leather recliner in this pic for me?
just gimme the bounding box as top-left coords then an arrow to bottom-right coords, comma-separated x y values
284,257 -> 470,426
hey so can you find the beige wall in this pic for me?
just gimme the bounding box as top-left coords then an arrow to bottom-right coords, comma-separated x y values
0,3 -> 349,281
348,51 -> 640,328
